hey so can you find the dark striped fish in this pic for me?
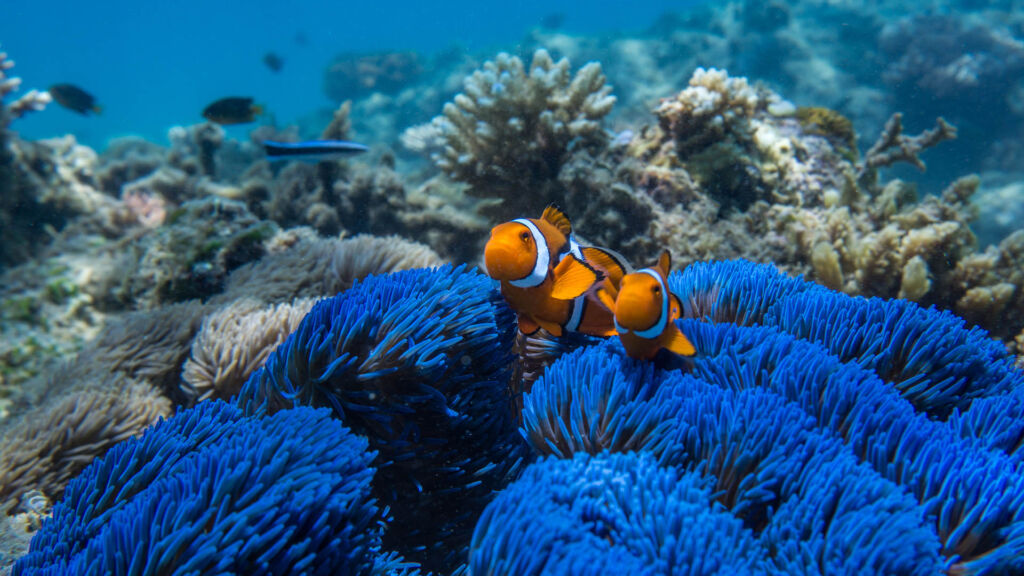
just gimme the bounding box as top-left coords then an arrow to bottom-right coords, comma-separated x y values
263,139 -> 368,162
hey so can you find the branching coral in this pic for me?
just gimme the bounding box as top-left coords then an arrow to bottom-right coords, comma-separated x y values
856,112 -> 957,186
182,297 -> 316,401
0,380 -> 169,516
654,67 -> 759,158
13,401 -> 383,575
434,49 -> 615,220
0,48 -> 50,127
236,265 -> 528,573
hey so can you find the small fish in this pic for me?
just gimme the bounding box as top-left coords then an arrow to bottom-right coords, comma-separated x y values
202,97 -> 263,125
484,204 -> 628,337
263,140 -> 369,162
598,250 -> 696,360
263,52 -> 284,73
48,84 -> 101,115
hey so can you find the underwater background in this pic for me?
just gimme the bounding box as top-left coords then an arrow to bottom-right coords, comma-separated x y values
3,0 -> 1024,574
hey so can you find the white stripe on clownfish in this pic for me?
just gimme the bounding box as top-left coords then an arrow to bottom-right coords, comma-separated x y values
509,218 -> 550,288
564,293 -> 586,332
613,268 -> 669,339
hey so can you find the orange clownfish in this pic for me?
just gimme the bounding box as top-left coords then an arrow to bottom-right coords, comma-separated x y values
484,205 -> 629,337
598,250 -> 696,360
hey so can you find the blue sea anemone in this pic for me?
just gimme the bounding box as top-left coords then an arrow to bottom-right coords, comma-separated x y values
236,265 -> 529,573
520,339 -> 943,575
14,400 -> 381,576
470,451 -> 769,576
519,259 -> 1024,575
670,259 -> 1022,417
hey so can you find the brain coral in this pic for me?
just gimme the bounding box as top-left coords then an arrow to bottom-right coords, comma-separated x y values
237,264 -> 529,573
13,400 -> 382,575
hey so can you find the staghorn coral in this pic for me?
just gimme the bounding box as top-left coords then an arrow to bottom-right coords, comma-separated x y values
517,259 -> 1024,574
14,401 -> 384,575
237,265 -> 529,573
0,380 -> 170,516
434,49 -> 615,220
856,112 -> 957,186
182,297 -> 316,401
218,232 -> 445,304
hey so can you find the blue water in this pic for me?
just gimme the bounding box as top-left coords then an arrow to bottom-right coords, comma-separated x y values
2,0 -> 692,148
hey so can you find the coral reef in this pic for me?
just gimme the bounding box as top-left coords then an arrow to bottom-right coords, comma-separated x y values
323,51 -> 424,101
13,401 -> 384,575
237,265 -> 529,573
7,260 -> 1024,573
434,49 -> 615,220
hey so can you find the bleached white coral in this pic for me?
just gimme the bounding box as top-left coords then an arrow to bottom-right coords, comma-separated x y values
0,47 -> 50,125
434,49 -> 615,218
655,67 -> 760,156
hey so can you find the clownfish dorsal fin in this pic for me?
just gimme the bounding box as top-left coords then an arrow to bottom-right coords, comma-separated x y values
550,255 -> 601,300
656,250 -> 672,277
663,324 -> 696,356
596,286 -> 617,312
541,204 -> 573,237
535,317 -> 564,337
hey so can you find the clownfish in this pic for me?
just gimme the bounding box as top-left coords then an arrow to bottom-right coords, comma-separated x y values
484,205 -> 630,337
598,250 -> 696,360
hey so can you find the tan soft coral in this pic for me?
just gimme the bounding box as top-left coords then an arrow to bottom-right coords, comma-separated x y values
434,49 -> 615,220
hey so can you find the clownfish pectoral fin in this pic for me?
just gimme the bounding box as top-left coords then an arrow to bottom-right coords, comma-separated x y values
550,256 -> 601,300
517,315 -> 541,335
596,287 -> 617,312
535,318 -> 564,337
663,325 -> 696,357
670,294 -> 683,321
541,204 -> 573,237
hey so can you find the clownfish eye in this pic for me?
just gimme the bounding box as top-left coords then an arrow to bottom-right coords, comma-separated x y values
653,286 -> 661,295
520,231 -> 531,242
